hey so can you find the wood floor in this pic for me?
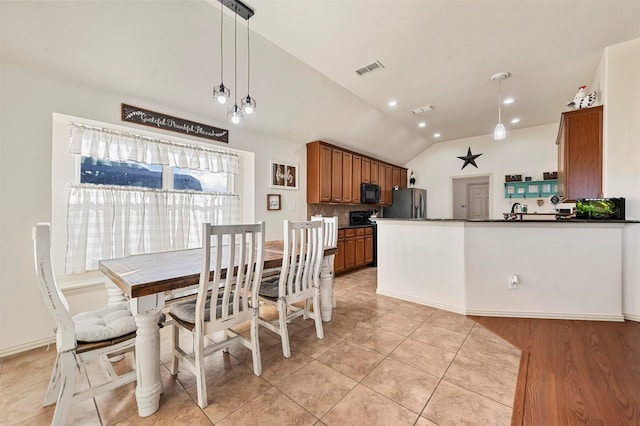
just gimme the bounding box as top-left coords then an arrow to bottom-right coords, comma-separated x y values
471,316 -> 640,426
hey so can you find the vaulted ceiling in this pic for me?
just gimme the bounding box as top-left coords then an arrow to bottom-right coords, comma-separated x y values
2,1 -> 639,164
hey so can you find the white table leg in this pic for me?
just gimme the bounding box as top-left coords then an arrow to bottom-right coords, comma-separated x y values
319,257 -> 333,322
130,293 -> 165,417
105,280 -> 127,305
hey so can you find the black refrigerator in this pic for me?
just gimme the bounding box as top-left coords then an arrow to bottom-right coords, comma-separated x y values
382,188 -> 427,219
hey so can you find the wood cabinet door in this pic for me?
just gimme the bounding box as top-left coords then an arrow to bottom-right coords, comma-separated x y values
335,238 -> 345,273
355,236 -> 365,266
365,235 -> 373,264
392,167 -> 401,189
345,237 -> 356,270
385,165 -> 393,205
378,163 -> 386,203
352,155 -> 362,204
319,144 -> 332,202
342,152 -> 353,203
400,169 -> 407,189
331,148 -> 343,202
564,106 -> 603,199
362,158 -> 370,183
370,160 -> 379,184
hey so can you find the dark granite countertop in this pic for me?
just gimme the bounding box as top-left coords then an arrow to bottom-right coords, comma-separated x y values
338,223 -> 376,229
376,218 -> 640,224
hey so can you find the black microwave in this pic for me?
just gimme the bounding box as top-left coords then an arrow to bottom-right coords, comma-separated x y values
361,183 -> 381,204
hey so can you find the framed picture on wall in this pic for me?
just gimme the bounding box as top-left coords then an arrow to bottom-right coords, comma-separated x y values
267,194 -> 281,211
270,161 -> 298,190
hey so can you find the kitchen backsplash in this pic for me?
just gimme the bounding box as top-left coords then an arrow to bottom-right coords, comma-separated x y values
307,204 -> 375,226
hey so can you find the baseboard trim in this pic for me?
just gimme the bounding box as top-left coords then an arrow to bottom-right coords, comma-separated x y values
375,290 -> 466,315
0,337 -> 50,358
466,309 -> 625,322
623,313 -> 640,322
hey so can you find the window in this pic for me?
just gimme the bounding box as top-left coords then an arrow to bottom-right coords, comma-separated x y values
80,157 -> 233,193
65,124 -> 241,273
80,157 -> 163,189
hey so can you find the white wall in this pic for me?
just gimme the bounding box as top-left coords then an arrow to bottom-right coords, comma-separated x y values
0,59 -> 307,354
407,123 -> 559,219
602,38 -> 640,320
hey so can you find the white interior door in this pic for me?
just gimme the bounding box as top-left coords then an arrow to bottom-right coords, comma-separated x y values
467,183 -> 489,219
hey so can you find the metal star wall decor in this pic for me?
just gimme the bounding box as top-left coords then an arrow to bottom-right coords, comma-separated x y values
457,147 -> 483,170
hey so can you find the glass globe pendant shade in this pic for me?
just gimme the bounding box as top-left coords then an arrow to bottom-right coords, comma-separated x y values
227,104 -> 243,124
494,123 -> 506,140
213,83 -> 230,105
241,95 -> 256,115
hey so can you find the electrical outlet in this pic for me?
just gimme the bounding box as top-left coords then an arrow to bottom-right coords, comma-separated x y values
509,274 -> 519,289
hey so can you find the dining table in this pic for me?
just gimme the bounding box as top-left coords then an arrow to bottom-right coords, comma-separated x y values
98,240 -> 337,417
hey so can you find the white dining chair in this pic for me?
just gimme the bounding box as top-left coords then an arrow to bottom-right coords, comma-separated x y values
311,215 -> 338,307
258,220 -> 324,358
168,222 -> 265,409
32,223 -> 138,426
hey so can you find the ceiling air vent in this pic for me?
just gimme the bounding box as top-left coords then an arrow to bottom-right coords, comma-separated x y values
355,60 -> 385,76
411,105 -> 435,114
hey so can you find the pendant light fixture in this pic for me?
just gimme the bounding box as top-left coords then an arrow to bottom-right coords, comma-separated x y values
241,18 -> 256,115
491,72 -> 510,140
214,0 -> 255,123
227,10 -> 243,124
212,2 -> 230,105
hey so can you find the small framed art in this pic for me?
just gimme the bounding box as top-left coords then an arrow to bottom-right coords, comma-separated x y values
267,194 -> 281,211
270,161 -> 298,190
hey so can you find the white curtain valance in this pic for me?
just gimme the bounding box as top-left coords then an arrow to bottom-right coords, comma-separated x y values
69,124 -> 239,174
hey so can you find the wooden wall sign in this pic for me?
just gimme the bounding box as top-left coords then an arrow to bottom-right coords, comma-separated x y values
121,104 -> 229,143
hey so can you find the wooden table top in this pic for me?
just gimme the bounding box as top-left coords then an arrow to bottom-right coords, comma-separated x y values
99,241 -> 337,298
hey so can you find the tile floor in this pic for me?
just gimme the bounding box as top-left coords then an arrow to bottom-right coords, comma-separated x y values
0,268 -> 520,425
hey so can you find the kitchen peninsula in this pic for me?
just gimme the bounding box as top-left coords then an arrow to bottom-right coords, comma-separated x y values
377,218 -> 639,321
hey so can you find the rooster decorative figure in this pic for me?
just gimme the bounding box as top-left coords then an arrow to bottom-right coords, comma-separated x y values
567,85 -> 597,109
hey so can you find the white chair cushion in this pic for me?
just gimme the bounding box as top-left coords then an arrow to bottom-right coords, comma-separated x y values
73,302 -> 137,342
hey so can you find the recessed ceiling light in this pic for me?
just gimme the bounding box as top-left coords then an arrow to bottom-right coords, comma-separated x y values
511,118 -> 520,124
433,133 -> 441,138
388,100 -> 399,107
503,98 -> 514,105
418,122 -> 426,128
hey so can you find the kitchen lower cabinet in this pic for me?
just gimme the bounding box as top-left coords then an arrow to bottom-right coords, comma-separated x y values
365,227 -> 374,264
335,232 -> 345,274
355,228 -> 365,266
344,229 -> 356,270
335,226 -> 374,274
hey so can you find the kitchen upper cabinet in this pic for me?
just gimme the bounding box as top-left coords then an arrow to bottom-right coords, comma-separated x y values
557,106 -> 603,200
385,165 -> 393,205
400,169 -> 408,189
352,155 -> 362,204
307,142 -> 332,203
331,148 -> 343,203
378,162 -> 386,204
392,167 -> 401,189
362,157 -> 371,183
306,141 -> 406,205
370,160 -> 379,184
342,152 -> 353,203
